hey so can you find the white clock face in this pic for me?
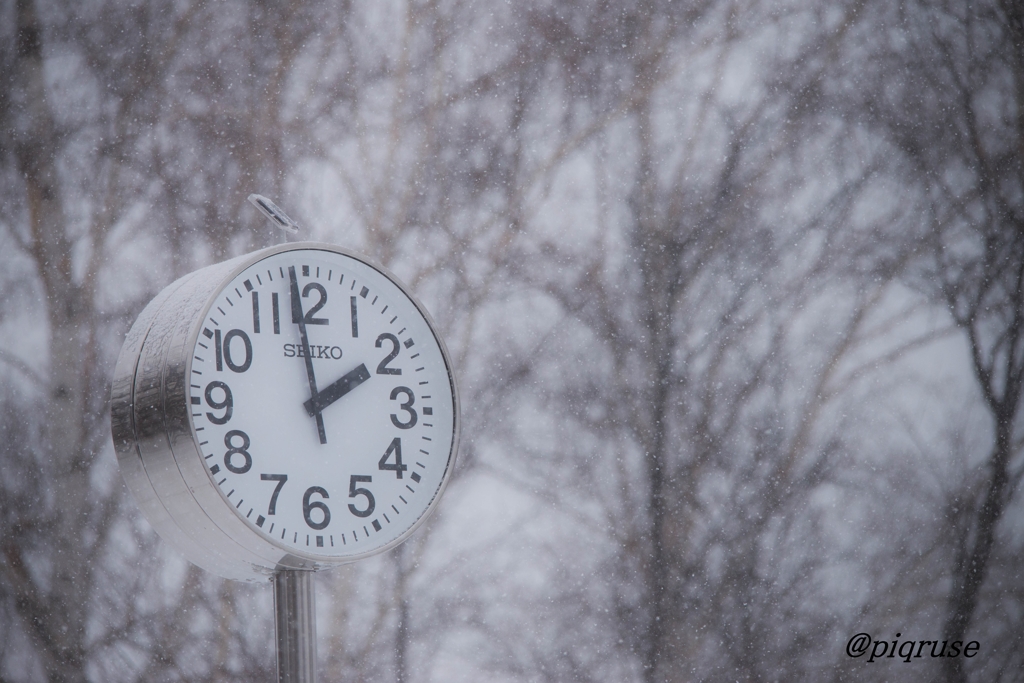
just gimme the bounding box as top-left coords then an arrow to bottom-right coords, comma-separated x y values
186,247 -> 457,561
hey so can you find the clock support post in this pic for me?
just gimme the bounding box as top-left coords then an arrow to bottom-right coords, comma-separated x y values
274,570 -> 317,683
111,235 -> 460,682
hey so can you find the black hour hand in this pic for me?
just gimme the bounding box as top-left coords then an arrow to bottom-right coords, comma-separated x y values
304,363 -> 371,417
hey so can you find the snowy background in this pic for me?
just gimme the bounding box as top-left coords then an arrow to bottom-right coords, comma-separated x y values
1,0 -> 1022,682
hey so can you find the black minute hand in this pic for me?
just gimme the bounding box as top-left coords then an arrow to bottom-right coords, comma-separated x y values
304,364 -> 370,417
289,266 -> 327,444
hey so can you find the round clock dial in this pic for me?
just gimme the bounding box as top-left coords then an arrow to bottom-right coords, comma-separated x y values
188,247 -> 455,559
111,243 -> 459,580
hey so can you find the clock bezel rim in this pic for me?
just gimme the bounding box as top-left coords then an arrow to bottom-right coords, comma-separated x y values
183,241 -> 461,566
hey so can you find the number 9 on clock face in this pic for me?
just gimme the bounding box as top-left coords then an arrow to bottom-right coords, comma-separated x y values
186,246 -> 458,561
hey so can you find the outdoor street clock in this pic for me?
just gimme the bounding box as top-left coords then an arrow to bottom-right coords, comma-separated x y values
111,242 -> 460,582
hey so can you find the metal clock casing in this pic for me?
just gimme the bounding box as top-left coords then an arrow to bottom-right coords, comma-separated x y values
110,243 -> 460,582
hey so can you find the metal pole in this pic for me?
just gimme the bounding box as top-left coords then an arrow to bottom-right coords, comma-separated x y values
274,570 -> 317,683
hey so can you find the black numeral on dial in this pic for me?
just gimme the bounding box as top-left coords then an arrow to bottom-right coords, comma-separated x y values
261,474 -> 287,515
215,329 -> 253,373
204,381 -> 233,424
347,475 -> 375,518
223,430 -> 253,474
251,291 -> 260,333
303,486 -> 331,529
375,333 -> 401,374
390,386 -> 417,428
272,292 -> 281,334
350,296 -> 359,337
295,282 -> 329,325
378,438 -> 407,478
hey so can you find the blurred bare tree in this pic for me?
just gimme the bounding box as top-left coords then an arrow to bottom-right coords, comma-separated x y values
472,2 -> 947,682
807,1 -> 1024,681
0,0 -> 341,680
1,0 -> 1019,682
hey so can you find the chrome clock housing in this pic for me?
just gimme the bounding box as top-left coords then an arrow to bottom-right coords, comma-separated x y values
111,243 -> 460,582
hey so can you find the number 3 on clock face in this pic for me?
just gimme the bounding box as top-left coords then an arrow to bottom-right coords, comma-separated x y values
186,245 -> 459,562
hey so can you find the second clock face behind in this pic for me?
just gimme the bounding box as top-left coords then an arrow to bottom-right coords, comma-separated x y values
187,246 -> 457,562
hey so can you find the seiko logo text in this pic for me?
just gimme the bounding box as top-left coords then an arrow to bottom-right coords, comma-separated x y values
283,344 -> 343,359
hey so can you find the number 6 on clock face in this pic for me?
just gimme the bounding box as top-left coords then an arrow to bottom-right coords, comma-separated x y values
111,243 -> 460,580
